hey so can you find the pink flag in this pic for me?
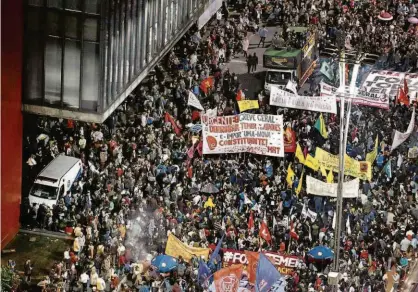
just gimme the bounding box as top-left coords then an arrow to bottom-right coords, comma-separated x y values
303,146 -> 308,158
187,144 -> 195,159
196,141 -> 203,156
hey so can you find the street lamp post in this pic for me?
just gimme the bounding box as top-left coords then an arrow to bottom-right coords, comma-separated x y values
331,48 -> 364,288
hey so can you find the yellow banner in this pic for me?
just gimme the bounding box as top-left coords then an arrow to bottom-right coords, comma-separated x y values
305,154 -> 319,171
315,148 -> 372,181
238,100 -> 259,112
165,233 -> 210,262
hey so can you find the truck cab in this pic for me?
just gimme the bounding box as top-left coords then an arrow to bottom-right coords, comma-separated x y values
265,69 -> 297,93
263,27 -> 318,94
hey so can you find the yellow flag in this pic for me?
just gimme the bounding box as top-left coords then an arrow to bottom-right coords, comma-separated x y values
320,164 -> 327,177
366,136 -> 379,164
326,169 -> 334,183
296,169 -> 304,196
295,143 -> 305,163
286,164 -> 296,187
165,233 -> 210,262
237,100 -> 259,112
304,154 -> 319,171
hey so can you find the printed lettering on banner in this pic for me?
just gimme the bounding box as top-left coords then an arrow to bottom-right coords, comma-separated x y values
306,175 -> 359,198
270,86 -> 337,114
315,147 -> 372,180
219,248 -> 301,275
320,82 -> 390,110
201,114 -> 284,157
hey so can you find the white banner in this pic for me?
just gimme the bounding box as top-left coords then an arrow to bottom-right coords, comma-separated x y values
392,108 -> 415,151
202,114 -> 284,157
306,175 -> 359,198
188,91 -> 204,111
320,82 -> 390,110
270,86 -> 337,114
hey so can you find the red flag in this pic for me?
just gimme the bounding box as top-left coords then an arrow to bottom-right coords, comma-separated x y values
284,127 -> 296,153
200,77 -> 214,94
165,112 -> 182,136
248,211 -> 254,232
290,221 -> 299,241
214,264 -> 244,292
259,221 -> 272,243
404,78 -> 409,96
236,89 -> 245,101
398,87 -> 410,106
244,251 -> 259,284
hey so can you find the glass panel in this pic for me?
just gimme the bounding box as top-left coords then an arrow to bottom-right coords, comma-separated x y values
147,0 -> 152,62
130,0 -> 136,79
107,0 -> 115,101
65,0 -> 81,10
47,11 -> 60,36
84,18 -> 99,42
135,0 -> 142,73
65,15 -> 79,39
44,37 -> 62,105
85,0 -> 100,14
24,34 -> 43,101
63,40 -> 80,108
47,0 -> 63,8
81,43 -> 99,111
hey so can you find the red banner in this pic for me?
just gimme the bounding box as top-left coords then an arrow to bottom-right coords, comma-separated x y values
220,248 -> 302,275
284,127 -> 296,153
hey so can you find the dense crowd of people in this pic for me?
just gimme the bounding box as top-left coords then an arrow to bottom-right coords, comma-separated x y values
16,0 -> 418,291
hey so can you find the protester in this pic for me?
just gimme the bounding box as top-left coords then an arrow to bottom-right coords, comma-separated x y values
17,0 -> 418,291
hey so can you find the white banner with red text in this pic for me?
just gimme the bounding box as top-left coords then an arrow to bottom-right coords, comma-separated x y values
202,114 -> 284,157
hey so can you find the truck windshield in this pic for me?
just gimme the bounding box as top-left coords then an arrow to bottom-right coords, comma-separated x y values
30,183 -> 58,200
266,71 -> 292,84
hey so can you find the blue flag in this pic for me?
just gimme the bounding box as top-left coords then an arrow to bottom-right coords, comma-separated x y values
256,253 -> 283,292
209,235 -> 224,265
198,259 -> 211,287
383,160 -> 392,178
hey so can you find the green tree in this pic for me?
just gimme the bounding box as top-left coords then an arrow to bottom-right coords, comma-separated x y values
1,265 -> 21,291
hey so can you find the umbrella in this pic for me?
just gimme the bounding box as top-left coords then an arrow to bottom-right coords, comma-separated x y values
189,186 -> 200,195
378,12 -> 393,21
408,17 -> 418,24
307,246 -> 334,261
151,255 -> 178,273
201,183 -> 220,194
189,124 -> 203,133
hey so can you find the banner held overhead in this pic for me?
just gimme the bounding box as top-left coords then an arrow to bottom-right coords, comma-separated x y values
202,113 -> 284,157
270,86 -> 337,114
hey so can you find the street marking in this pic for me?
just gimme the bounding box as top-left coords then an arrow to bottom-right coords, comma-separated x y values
229,59 -> 263,66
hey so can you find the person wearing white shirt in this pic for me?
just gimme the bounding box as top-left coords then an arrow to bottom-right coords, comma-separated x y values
80,271 -> 89,292
400,237 -> 411,252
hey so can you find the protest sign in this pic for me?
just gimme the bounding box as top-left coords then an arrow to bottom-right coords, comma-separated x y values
202,114 -> 284,157
219,248 -> 301,275
270,86 -> 337,114
320,82 -> 390,110
306,175 -> 360,198
165,233 -> 210,262
315,147 -> 372,180
238,100 -> 259,112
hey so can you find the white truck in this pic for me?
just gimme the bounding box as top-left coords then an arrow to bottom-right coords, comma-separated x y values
28,155 -> 83,208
